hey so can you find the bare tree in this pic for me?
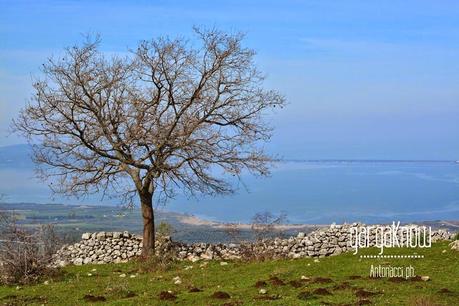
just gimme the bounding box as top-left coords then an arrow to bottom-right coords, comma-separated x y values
251,211 -> 288,240
223,222 -> 242,243
13,28 -> 285,256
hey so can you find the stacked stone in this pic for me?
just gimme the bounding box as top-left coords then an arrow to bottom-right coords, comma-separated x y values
54,231 -> 142,266
431,229 -> 455,241
53,224 -> 456,266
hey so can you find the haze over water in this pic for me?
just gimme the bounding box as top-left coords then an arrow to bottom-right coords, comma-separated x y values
1,145 -> 458,224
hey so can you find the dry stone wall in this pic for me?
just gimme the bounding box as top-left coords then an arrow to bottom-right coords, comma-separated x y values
53,223 -> 456,266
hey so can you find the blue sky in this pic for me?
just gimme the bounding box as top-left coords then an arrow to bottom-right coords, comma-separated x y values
1,0 -> 459,160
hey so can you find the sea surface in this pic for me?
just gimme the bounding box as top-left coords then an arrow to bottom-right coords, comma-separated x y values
167,161 -> 459,224
1,146 -> 458,224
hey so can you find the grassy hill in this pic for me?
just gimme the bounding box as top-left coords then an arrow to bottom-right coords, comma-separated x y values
0,241 -> 458,305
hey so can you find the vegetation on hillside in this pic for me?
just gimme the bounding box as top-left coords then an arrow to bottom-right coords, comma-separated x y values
0,242 -> 457,305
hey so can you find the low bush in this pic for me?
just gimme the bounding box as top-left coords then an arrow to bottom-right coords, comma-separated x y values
0,212 -> 61,284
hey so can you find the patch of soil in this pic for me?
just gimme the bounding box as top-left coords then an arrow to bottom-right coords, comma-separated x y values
255,294 -> 281,300
348,275 -> 362,280
83,294 -> 107,302
189,287 -> 203,293
297,291 -> 317,301
2,295 -> 48,304
313,288 -> 332,296
269,276 -> 285,286
438,288 -> 453,294
288,280 -> 303,288
355,289 -> 379,298
388,277 -> 406,283
210,291 -> 231,299
409,276 -> 422,282
333,281 -> 352,290
159,291 -> 177,301
124,291 -> 137,298
254,280 -> 268,288
313,277 -> 333,284
356,299 -> 372,305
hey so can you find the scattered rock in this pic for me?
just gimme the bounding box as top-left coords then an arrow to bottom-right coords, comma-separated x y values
259,288 -> 267,294
420,276 -> 430,282
173,276 -> 182,285
449,240 -> 459,251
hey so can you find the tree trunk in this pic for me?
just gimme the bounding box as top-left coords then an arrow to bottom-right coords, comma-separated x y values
139,191 -> 155,257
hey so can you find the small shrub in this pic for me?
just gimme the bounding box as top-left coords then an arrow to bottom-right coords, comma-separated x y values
136,245 -> 177,272
251,211 -> 288,241
157,221 -> 174,237
223,223 -> 242,243
453,232 -> 459,241
0,212 -> 61,284
238,240 -> 280,262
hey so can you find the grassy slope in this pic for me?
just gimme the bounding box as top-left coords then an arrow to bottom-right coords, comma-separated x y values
0,242 -> 458,305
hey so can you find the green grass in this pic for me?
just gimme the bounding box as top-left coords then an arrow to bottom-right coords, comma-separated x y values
1,242 -> 458,305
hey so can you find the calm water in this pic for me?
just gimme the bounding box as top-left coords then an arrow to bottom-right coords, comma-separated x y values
1,160 -> 458,224
167,161 -> 459,223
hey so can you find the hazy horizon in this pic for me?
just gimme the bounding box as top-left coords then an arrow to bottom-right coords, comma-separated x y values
1,144 -> 458,223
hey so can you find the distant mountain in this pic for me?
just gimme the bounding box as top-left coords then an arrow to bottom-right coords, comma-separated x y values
0,144 -> 34,169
